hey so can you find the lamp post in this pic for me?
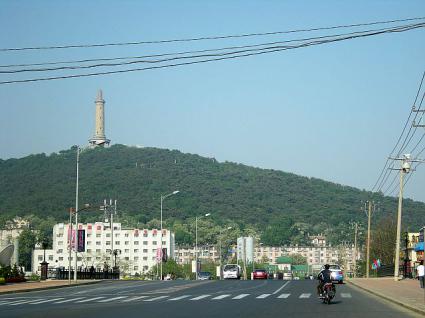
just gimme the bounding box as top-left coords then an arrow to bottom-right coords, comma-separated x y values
195,213 -> 210,280
68,203 -> 90,284
219,227 -> 232,280
160,190 -> 179,281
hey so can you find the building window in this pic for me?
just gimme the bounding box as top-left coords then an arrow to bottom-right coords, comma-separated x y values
86,257 -> 91,261
106,233 -> 111,237
162,241 -> 166,245
134,249 -> 139,253
115,234 -> 120,238
125,257 -> 129,261
59,257 -> 64,261
143,257 -> 148,261
143,249 -> 148,253
58,241 -> 63,245
96,241 -> 101,245
125,241 -> 129,245
87,241 -> 92,245
96,249 -> 101,254
152,241 -> 157,245
87,249 -> 92,253
115,241 -> 120,245
134,266 -> 139,271
87,234 -> 92,238
96,234 -> 101,238
48,255 -> 53,261
106,241 -> 111,245
38,256 -> 43,261
125,233 -> 129,237
134,257 -> 139,261
57,249 -> 63,254
143,241 -> 148,245
134,241 -> 139,245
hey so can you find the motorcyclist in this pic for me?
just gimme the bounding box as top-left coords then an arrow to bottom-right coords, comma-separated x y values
317,264 -> 335,297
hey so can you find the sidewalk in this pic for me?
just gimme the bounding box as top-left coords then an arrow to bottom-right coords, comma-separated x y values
348,277 -> 425,315
0,279 -> 100,295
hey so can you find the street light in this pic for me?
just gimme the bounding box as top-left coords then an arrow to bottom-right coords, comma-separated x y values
219,226 -> 232,280
68,203 -> 90,284
195,213 -> 211,280
160,190 -> 179,280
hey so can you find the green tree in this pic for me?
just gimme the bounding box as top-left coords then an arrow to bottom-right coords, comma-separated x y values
18,228 -> 37,271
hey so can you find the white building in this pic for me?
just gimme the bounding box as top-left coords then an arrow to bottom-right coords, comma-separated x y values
175,245 -> 220,265
32,222 -> 174,276
237,237 -> 254,264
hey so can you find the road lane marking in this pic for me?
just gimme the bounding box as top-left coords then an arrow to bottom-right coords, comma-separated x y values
121,296 -> 149,302
277,293 -> 290,299
272,281 -> 290,294
340,293 -> 352,298
144,296 -> 169,302
256,294 -> 271,299
97,296 -> 127,302
168,295 -> 192,301
54,298 -> 85,304
212,294 -> 231,300
75,297 -> 105,303
299,293 -> 311,298
29,298 -> 64,305
190,295 -> 211,300
232,294 -> 250,299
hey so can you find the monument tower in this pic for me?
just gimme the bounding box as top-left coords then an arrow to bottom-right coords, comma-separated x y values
89,89 -> 110,147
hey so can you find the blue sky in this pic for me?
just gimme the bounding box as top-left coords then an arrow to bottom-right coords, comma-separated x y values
1,1 -> 425,202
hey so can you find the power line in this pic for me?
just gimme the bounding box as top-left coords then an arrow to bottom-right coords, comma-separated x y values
2,16 -> 424,52
1,24 -> 417,74
1,23 -> 423,85
372,71 -> 425,193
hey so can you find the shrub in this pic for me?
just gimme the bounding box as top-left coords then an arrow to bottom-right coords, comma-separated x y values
0,277 -> 5,285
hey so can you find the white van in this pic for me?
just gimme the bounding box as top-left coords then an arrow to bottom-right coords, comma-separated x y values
223,264 -> 242,279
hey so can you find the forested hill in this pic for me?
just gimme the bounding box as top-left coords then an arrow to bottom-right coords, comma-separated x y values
0,144 -> 424,245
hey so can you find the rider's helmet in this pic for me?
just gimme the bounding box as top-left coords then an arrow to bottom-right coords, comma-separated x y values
324,264 -> 330,270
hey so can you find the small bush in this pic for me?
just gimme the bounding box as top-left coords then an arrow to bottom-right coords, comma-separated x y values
0,277 -> 5,285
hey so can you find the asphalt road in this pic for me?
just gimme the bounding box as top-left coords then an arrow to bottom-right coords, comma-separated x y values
0,279 -> 421,318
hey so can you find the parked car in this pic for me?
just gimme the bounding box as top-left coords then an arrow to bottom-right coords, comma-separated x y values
321,264 -> 344,284
223,264 -> 242,279
197,271 -> 212,280
252,269 -> 268,280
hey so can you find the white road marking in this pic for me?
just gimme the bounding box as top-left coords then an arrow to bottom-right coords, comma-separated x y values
54,298 -> 85,304
190,295 -> 211,300
232,294 -> 250,300
299,293 -> 311,298
29,298 -> 64,305
211,294 -> 231,300
144,296 -> 169,302
256,294 -> 271,299
7,299 -> 43,306
121,296 -> 149,302
278,293 -> 291,299
341,293 -> 352,298
168,295 -> 192,301
75,297 -> 105,303
97,296 -> 127,302
272,281 -> 290,294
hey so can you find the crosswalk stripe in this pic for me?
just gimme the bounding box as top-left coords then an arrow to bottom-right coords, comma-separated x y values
256,294 -> 271,299
76,297 -> 105,303
97,296 -> 127,303
168,295 -> 191,301
190,295 -> 211,300
7,299 -> 43,306
299,293 -> 311,298
212,294 -> 231,300
278,293 -> 290,299
144,296 -> 169,302
232,294 -> 250,300
54,298 -> 85,304
121,296 -> 149,302
340,293 -> 352,298
30,298 -> 64,305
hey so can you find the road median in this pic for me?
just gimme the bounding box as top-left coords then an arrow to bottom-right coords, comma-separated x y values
0,280 -> 101,295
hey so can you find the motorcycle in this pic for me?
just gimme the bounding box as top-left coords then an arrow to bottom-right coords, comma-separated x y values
321,282 -> 335,304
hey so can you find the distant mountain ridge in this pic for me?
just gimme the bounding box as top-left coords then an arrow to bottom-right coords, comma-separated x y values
0,144 -> 423,245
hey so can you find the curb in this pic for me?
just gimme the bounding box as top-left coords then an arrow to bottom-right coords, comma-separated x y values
347,280 -> 425,316
0,280 -> 102,295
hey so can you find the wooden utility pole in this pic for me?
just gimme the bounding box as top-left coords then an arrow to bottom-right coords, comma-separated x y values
353,222 -> 358,278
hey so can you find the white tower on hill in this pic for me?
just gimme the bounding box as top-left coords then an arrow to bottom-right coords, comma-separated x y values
89,89 -> 110,147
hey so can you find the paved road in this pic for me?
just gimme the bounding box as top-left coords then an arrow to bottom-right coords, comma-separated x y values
0,280 -> 421,318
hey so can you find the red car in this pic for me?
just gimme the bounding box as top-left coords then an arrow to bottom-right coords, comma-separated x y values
253,269 -> 268,280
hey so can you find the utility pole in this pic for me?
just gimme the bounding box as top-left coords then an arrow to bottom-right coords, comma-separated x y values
353,222 -> 358,278
74,147 -> 80,282
102,199 -> 117,269
362,200 -> 376,278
